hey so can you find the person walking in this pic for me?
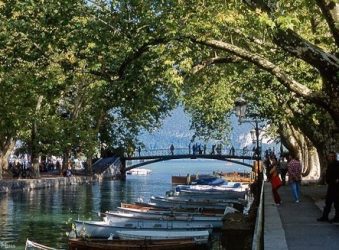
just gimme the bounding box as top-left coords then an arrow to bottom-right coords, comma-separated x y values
170,144 -> 174,155
287,153 -> 302,203
279,155 -> 288,185
269,156 -> 282,205
317,151 -> 339,223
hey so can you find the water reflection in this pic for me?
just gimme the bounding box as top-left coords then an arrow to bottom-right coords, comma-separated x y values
0,180 -> 167,249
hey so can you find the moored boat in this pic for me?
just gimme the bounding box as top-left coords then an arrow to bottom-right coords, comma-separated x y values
116,229 -> 210,242
103,211 -> 223,228
74,218 -> 213,238
174,183 -> 248,199
172,175 -> 197,185
219,171 -> 253,183
68,238 -> 209,250
115,206 -> 226,218
126,168 -> 152,175
191,176 -> 226,186
25,239 -> 58,250
131,201 -> 229,214
149,196 -> 238,210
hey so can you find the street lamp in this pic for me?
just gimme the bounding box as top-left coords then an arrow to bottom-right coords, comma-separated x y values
234,96 -> 247,121
234,97 -> 261,180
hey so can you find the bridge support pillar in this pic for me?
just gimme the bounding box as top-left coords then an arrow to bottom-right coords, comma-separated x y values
120,158 -> 126,180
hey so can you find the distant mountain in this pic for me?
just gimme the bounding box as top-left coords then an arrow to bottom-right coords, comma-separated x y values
138,107 -> 279,154
138,107 -> 193,149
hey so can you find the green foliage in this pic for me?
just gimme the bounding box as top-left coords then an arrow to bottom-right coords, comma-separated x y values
1,0 -> 338,172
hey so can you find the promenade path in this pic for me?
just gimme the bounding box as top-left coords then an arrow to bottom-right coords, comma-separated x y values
264,182 -> 339,250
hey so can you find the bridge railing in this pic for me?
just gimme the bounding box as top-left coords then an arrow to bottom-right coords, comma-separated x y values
132,147 -> 256,158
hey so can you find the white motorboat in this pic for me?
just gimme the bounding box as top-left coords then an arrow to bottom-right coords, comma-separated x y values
174,182 -> 248,199
126,168 -> 152,175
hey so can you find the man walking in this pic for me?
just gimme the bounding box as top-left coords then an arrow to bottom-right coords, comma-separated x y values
317,151 -> 339,223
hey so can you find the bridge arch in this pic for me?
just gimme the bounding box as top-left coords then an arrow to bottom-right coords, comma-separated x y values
123,154 -> 256,172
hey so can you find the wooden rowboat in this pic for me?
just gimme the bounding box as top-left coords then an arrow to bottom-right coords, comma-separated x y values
25,239 -> 59,250
74,218 -> 213,238
68,238 -> 209,250
149,196 -> 236,210
116,229 -> 209,242
103,211 -> 223,228
124,202 -> 228,215
115,206 -> 226,218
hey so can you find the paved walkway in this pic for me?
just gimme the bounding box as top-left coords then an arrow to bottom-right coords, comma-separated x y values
264,182 -> 339,250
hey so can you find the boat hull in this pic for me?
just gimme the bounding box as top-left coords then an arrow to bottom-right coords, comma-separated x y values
149,196 -> 235,210
116,229 -> 210,242
68,238 -> 209,250
115,206 -> 224,219
74,219 -> 213,238
104,211 -> 223,228
133,201 -> 228,214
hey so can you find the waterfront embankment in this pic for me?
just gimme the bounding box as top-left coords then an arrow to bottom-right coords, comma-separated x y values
0,175 -> 96,193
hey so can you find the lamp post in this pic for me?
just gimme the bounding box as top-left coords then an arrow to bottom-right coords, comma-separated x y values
234,97 -> 261,180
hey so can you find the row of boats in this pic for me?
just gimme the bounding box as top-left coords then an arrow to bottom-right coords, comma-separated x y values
68,176 -> 250,249
24,175 -> 250,249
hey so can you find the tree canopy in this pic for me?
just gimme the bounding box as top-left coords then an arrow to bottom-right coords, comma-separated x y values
0,0 -> 338,179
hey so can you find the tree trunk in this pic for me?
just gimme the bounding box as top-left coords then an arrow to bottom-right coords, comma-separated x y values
31,120 -> 40,178
62,149 -> 71,176
30,95 -> 44,178
86,155 -> 92,176
279,123 -> 321,181
0,138 -> 16,179
0,154 -> 2,179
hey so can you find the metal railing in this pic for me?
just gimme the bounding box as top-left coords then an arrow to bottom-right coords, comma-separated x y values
132,147 -> 256,158
252,171 -> 265,250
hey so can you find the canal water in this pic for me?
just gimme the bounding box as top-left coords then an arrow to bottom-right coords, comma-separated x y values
0,159 -> 251,249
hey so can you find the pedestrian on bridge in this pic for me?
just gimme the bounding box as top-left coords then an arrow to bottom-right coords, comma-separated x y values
170,144 -> 174,155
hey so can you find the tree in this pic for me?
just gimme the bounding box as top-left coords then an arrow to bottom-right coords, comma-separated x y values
0,0 -> 183,178
129,0 -> 339,179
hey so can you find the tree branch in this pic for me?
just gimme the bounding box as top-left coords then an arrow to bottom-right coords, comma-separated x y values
191,56 -> 242,74
191,37 -> 324,100
230,28 -> 278,52
243,0 -> 339,84
118,37 -> 168,79
315,0 -> 339,47
272,28 -> 339,83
